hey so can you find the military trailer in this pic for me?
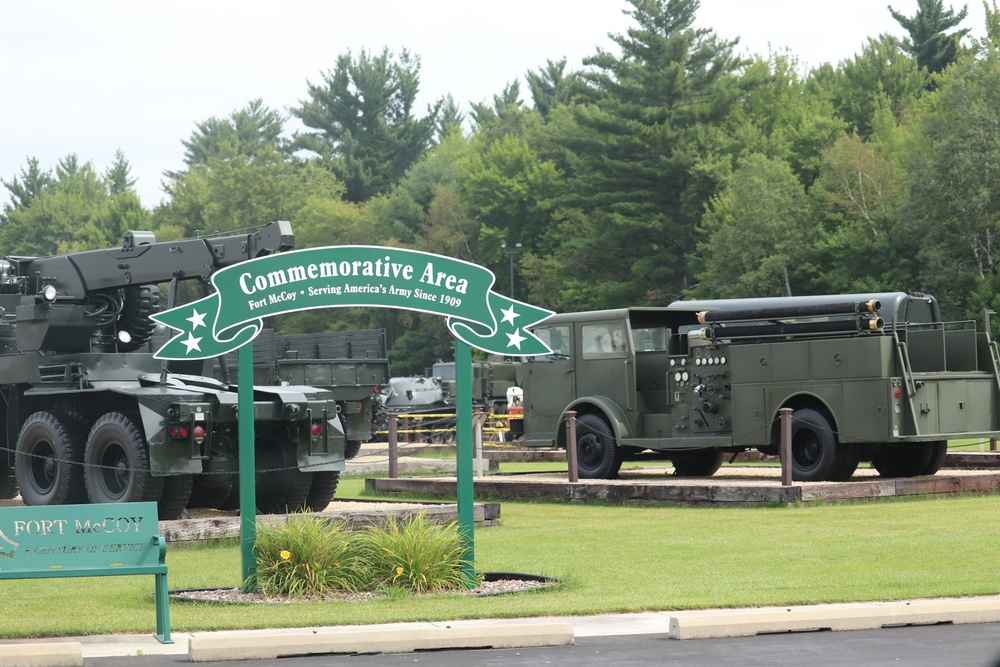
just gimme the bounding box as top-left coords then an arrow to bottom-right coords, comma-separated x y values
0,222 -> 347,517
215,328 -> 390,459
518,292 -> 1000,481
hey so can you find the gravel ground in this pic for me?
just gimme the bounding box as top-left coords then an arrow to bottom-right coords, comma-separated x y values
171,577 -> 552,604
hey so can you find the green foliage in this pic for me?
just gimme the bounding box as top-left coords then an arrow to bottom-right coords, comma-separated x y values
363,514 -> 473,593
180,99 -> 291,169
292,48 -> 439,203
0,154 -> 148,255
890,0 -> 970,76
254,515 -> 368,597
252,513 -> 470,598
540,0 -> 746,308
815,34 -> 926,138
693,153 -> 813,297
903,50 -> 1000,317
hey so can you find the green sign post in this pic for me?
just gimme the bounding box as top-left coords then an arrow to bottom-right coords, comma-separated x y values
152,244 -> 553,589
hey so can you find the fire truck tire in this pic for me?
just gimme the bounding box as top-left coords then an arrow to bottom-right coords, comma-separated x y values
158,474 -> 194,519
831,443 -> 860,481
84,412 -> 164,504
922,441 -> 948,475
871,443 -> 935,477
575,413 -> 623,479
790,408 -> 839,482
306,471 -> 341,512
671,449 -> 726,477
15,411 -> 88,506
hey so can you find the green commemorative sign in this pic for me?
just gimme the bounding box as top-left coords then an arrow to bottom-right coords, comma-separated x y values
152,246 -> 553,359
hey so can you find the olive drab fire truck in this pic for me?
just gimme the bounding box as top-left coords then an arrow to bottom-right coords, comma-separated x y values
514,293 -> 1000,481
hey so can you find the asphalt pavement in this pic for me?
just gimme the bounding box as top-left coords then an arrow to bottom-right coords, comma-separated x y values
5,595 -> 1000,665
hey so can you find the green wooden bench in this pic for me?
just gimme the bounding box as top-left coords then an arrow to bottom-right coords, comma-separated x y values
0,501 -> 171,643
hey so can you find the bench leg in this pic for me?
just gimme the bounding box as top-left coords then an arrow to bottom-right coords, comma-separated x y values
154,572 -> 173,644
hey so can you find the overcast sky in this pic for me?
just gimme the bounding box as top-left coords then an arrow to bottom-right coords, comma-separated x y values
0,0 -> 987,209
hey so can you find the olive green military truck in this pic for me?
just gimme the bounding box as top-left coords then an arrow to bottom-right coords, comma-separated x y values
0,222 -> 347,517
517,292 -> 1000,481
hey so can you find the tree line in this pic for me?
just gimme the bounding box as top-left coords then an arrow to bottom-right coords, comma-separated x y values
3,0 -> 999,375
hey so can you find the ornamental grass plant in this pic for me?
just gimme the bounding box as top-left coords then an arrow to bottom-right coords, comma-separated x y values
253,514 -> 368,597
252,512 -> 472,598
363,513 -> 474,593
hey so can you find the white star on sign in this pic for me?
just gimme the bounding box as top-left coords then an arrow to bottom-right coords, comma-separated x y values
186,309 -> 207,330
500,304 -> 519,325
181,333 -> 203,354
506,328 -> 527,350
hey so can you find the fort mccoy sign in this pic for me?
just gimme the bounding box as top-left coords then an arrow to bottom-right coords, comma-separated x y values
151,245 -> 554,360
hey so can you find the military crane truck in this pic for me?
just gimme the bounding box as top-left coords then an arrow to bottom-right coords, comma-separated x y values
517,292 -> 1000,481
0,221 -> 347,518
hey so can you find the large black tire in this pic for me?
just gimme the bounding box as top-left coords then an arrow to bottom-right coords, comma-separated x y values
158,474 -> 194,520
0,466 -> 17,499
255,435 -> 312,514
922,441 -> 949,475
116,285 -> 160,352
344,440 -> 363,460
574,413 -> 623,480
187,476 -> 235,509
790,408 -> 840,482
830,443 -> 861,482
306,471 -> 341,512
871,443 -> 935,478
671,449 -> 726,477
15,411 -> 88,506
84,412 -> 163,504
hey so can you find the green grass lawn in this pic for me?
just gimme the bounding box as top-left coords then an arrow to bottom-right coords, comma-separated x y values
3,473 -> 1000,639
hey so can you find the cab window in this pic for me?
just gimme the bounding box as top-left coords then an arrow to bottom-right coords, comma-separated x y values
533,325 -> 571,359
582,323 -> 629,358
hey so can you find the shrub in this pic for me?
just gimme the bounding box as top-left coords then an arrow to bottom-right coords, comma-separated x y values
253,514 -> 367,597
363,513 -> 474,593
251,512 -> 473,598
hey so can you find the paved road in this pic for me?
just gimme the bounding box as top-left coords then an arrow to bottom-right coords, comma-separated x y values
93,622 -> 1000,666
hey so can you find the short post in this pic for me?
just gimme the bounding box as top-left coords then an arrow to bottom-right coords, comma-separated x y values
779,407 -> 793,486
388,412 -> 399,479
991,437 -> 997,452
565,410 -> 579,483
473,405 -> 485,477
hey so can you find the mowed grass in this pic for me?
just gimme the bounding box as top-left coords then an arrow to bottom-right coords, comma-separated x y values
2,475 -> 999,639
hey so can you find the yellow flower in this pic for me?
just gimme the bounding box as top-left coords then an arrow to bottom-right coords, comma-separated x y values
333,561 -> 340,568
279,550 -> 291,561
396,566 -> 404,575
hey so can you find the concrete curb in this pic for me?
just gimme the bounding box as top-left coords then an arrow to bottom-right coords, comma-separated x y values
668,596 -> 1000,639
187,622 -> 574,662
0,642 -> 82,667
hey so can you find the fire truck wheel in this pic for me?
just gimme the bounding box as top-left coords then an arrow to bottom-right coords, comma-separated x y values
84,412 -> 164,504
922,441 -> 948,475
15,411 -> 88,506
671,449 -> 726,477
790,408 -> 840,482
871,443 -> 935,477
574,413 -> 623,480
